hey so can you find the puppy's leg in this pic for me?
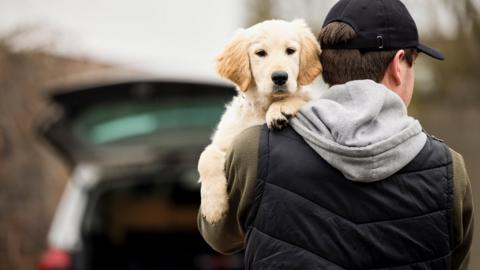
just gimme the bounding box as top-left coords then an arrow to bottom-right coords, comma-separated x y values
266,94 -> 309,129
198,144 -> 228,224
199,96 -> 264,224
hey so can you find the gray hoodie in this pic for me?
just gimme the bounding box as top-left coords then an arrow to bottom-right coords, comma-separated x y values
290,80 -> 427,182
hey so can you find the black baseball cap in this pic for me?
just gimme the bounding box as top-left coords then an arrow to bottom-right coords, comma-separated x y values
322,0 -> 445,60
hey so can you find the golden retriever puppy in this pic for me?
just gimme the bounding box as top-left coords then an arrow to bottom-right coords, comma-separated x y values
199,19 -> 321,224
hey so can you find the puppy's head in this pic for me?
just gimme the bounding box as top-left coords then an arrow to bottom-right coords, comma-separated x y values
216,19 -> 321,97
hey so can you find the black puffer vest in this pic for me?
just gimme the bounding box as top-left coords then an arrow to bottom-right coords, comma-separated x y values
244,126 -> 454,270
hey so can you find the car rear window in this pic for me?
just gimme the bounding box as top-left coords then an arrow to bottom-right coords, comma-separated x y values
71,98 -> 225,148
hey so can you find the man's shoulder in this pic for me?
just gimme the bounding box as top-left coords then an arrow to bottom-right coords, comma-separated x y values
449,147 -> 464,162
229,125 -> 263,157
428,138 -> 469,194
224,125 -> 264,177
448,147 -> 470,194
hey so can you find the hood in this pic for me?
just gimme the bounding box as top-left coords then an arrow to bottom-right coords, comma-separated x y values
290,80 -> 427,182
38,80 -> 234,167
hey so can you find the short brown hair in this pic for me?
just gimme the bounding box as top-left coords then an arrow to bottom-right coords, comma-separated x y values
319,22 -> 417,86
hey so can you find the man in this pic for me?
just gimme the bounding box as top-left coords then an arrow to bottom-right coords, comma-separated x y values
198,0 -> 474,269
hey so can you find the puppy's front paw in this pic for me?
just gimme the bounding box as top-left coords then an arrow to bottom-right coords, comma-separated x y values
266,96 -> 308,130
200,178 -> 228,224
266,104 -> 289,130
267,115 -> 288,130
279,99 -> 307,119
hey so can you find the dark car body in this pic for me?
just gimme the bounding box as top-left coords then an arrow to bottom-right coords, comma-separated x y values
38,80 -> 243,270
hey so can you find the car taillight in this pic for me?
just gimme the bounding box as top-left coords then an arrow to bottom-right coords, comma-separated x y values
38,249 -> 72,270
195,254 -> 243,270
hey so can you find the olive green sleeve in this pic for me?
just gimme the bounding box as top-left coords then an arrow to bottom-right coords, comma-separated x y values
450,149 -> 474,270
197,125 -> 262,255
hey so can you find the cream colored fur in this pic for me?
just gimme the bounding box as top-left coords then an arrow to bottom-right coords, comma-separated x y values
199,19 -> 321,224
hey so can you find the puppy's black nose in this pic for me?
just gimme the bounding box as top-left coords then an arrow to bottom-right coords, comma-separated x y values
272,71 -> 288,86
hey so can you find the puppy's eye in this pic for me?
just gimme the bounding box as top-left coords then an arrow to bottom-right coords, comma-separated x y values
255,50 -> 267,57
286,48 -> 296,55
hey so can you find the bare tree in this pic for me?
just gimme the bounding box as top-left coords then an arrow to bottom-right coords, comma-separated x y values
244,0 -> 335,31
446,0 -> 480,41
245,0 -> 275,26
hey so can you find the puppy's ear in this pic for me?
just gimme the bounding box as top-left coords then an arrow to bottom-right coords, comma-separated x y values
292,19 -> 322,86
216,30 -> 252,92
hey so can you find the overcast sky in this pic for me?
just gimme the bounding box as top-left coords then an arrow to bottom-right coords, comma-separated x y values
0,0 -> 461,81
0,0 -> 247,81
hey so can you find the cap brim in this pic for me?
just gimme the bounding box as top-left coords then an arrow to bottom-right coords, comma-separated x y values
417,43 -> 445,60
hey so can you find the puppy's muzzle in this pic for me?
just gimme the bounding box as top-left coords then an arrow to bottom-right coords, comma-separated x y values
271,71 -> 289,95
272,71 -> 288,86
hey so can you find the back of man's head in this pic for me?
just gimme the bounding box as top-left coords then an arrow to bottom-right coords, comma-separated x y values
318,0 -> 444,87
319,22 -> 416,86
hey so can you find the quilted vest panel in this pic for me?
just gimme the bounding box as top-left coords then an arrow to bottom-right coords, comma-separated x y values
244,126 -> 454,270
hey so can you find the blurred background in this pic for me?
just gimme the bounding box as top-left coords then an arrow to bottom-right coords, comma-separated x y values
0,0 -> 478,269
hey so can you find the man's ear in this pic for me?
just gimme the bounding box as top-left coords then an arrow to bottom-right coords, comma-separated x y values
292,19 -> 322,86
216,30 -> 252,92
385,50 -> 405,86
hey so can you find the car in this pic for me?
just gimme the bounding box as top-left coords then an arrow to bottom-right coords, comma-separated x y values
37,80 -> 244,270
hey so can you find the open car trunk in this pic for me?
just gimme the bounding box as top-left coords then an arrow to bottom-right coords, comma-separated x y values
39,80 -> 243,270
78,159 -> 243,270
